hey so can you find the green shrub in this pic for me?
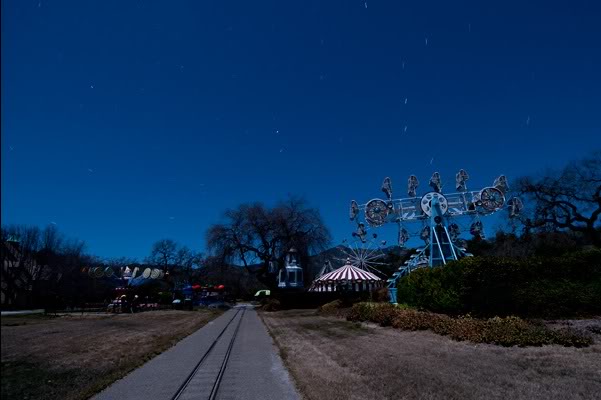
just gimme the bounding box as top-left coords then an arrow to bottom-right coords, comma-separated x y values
346,302 -> 377,321
318,299 -> 344,314
346,302 -> 592,347
396,266 -> 463,314
345,302 -> 411,324
391,309 -> 452,331
370,303 -> 400,326
397,249 -> 601,318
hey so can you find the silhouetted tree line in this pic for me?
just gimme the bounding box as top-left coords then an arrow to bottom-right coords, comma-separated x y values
0,223 -> 265,309
2,152 -> 598,308
515,150 -> 600,246
467,151 -> 600,257
1,224 -> 91,309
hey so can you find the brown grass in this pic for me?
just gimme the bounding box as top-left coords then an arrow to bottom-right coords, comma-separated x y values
1,310 -> 221,400
261,310 -> 601,400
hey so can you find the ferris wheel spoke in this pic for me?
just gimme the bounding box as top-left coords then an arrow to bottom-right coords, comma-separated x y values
364,247 -> 384,260
365,261 -> 388,265
364,264 -> 379,273
369,249 -> 385,261
365,247 -> 380,258
365,259 -> 386,266
363,245 -> 378,260
336,237 -> 388,273
349,245 -> 362,261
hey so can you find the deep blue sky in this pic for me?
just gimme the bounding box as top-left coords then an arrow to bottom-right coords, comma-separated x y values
2,0 -> 600,259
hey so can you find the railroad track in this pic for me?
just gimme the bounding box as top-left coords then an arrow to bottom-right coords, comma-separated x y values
171,307 -> 246,400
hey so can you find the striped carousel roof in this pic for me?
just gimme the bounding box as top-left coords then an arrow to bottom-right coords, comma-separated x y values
315,260 -> 382,282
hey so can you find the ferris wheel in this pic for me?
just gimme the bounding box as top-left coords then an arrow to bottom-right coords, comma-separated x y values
349,170 -> 523,303
337,235 -> 388,275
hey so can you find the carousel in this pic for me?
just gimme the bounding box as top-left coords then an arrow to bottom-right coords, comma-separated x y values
310,258 -> 384,292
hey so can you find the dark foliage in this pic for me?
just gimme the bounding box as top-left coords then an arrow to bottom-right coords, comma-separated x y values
466,230 -> 594,258
261,298 -> 282,311
397,249 -> 601,318
515,150 -> 600,246
206,197 -> 331,289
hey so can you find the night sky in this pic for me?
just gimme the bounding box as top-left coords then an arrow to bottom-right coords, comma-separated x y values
2,0 -> 600,259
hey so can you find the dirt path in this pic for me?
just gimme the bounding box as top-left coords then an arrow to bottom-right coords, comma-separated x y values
261,310 -> 601,400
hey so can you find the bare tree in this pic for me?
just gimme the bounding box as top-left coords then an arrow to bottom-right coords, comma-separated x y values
175,246 -> 203,283
1,225 -> 44,307
41,224 -> 64,252
516,151 -> 601,246
146,240 -> 203,289
1,224 -> 88,308
175,246 -> 202,269
147,239 -> 178,270
206,197 -> 331,288
2,224 -> 42,254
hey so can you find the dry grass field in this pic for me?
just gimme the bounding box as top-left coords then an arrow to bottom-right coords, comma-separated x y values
261,310 -> 601,400
1,310 -> 221,400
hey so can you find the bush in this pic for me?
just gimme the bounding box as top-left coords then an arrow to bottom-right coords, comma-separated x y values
396,265 -> 463,314
397,249 -> 601,318
261,298 -> 281,312
345,302 -> 377,321
391,309 -> 453,332
346,302 -> 411,324
346,303 -> 592,347
445,315 -> 592,347
373,287 -> 390,302
370,303 -> 399,326
318,299 -> 344,314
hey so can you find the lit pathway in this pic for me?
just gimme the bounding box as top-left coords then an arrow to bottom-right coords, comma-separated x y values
93,305 -> 300,400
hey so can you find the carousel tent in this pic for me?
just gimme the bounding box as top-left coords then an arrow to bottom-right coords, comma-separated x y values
310,259 -> 384,292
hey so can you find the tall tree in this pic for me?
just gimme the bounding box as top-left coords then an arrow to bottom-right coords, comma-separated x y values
516,151 -> 601,246
206,197 -> 331,288
175,246 -> 203,283
147,239 -> 178,270
1,224 -> 88,308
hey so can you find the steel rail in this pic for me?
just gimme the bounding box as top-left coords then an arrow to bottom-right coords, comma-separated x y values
171,308 -> 243,400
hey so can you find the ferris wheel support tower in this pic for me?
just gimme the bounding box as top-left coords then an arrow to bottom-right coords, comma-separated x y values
350,171 -> 523,303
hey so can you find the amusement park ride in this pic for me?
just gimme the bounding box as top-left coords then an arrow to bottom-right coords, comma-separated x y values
81,263 -> 230,309
349,171 -> 523,303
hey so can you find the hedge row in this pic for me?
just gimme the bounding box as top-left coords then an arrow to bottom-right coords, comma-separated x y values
346,302 -> 592,347
396,249 -> 601,318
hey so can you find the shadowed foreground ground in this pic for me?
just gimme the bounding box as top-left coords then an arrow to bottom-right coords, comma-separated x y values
1,310 -> 220,400
261,310 -> 601,400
